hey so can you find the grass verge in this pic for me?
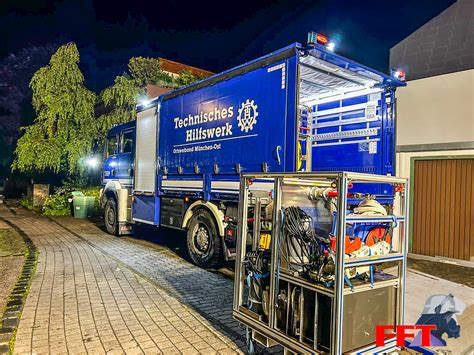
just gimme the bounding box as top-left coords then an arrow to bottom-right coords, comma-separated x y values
0,220 -> 38,354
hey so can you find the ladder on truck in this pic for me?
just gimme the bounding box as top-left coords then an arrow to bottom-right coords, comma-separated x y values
298,106 -> 313,172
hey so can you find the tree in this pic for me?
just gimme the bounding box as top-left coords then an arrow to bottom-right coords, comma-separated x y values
98,57 -> 172,134
12,43 -> 96,174
175,69 -> 206,87
98,57 -> 207,134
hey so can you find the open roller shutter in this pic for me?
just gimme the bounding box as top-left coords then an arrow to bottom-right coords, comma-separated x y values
135,106 -> 158,193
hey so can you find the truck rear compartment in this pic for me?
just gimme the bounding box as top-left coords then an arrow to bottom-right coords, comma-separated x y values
297,49 -> 395,178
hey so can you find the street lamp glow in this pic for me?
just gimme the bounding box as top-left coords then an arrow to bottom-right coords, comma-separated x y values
86,156 -> 99,168
326,42 -> 336,52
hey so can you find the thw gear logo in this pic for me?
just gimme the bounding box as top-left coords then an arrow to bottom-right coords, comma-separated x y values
237,99 -> 258,132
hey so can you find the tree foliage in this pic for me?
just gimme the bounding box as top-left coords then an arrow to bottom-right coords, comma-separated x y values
128,57 -> 174,87
12,43 -> 96,174
99,57 -> 170,133
98,57 -> 206,134
175,69 -> 206,87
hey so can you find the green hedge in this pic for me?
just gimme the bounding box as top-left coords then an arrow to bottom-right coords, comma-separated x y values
22,186 -> 101,217
42,186 -> 71,216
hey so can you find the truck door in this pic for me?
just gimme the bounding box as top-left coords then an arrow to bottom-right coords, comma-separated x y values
102,133 -> 119,183
311,89 -> 396,196
296,47 -> 403,196
116,129 -> 134,187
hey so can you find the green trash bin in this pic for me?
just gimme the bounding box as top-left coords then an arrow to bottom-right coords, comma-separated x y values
73,195 -> 95,219
84,196 -> 95,216
71,191 -> 84,198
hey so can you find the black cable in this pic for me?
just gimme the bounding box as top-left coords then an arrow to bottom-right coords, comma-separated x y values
282,206 -> 328,276
243,249 -> 271,315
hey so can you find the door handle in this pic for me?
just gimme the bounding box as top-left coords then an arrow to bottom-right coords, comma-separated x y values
276,145 -> 282,165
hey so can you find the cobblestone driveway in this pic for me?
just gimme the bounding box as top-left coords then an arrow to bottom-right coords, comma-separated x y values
0,204 -> 244,354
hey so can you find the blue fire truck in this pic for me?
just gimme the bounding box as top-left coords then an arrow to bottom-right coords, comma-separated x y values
100,37 -> 405,268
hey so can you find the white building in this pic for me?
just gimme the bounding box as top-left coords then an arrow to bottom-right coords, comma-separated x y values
390,0 -> 473,263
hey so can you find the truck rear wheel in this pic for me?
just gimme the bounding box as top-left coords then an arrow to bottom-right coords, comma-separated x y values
104,198 -> 118,236
186,209 -> 221,268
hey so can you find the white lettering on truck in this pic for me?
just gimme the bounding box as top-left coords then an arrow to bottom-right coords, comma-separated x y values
185,122 -> 233,142
172,100 -> 257,148
174,106 -> 234,129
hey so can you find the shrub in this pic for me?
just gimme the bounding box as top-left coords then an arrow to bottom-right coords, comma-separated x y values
42,185 -> 101,217
42,186 -> 72,216
20,198 -> 39,212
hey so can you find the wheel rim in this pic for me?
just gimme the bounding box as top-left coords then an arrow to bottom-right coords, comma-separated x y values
191,223 -> 211,255
107,205 -> 115,229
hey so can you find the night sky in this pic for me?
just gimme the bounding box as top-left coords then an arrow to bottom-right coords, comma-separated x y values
1,0 -> 455,91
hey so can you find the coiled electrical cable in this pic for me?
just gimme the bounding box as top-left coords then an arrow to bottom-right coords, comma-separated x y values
282,206 -> 328,275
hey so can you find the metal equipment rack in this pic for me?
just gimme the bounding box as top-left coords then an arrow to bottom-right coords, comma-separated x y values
233,172 -> 409,354
297,106 -> 313,172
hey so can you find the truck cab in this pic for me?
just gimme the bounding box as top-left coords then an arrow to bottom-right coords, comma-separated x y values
102,121 -> 135,187
100,121 -> 136,235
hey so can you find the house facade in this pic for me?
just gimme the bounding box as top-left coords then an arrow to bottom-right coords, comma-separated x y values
390,0 -> 473,263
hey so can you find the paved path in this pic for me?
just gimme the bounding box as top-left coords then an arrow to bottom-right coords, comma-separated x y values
0,205 -> 243,354
2,202 -> 473,353
49,218 -> 245,345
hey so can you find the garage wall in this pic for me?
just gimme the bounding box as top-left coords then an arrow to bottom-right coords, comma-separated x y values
390,0 -> 474,81
396,149 -> 474,178
396,69 -> 474,147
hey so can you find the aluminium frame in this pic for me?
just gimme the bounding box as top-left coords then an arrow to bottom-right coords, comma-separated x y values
233,171 -> 409,354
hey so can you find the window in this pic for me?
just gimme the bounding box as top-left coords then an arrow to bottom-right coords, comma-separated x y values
106,135 -> 117,157
121,131 -> 133,153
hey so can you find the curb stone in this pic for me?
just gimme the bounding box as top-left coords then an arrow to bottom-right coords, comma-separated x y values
0,218 -> 38,355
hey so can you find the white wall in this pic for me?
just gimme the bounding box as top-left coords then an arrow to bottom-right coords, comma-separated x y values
396,149 -> 474,179
396,69 -> 474,146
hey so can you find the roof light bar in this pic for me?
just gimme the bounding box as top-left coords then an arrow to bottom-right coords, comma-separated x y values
391,69 -> 406,81
307,31 -> 329,46
307,31 -> 337,52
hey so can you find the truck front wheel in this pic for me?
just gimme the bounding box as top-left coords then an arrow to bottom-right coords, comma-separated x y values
104,198 -> 118,236
186,209 -> 221,268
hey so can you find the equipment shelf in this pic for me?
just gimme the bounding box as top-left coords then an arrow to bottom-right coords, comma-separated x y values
279,271 -> 335,297
233,171 -> 409,354
345,215 -> 405,223
344,253 -> 404,266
